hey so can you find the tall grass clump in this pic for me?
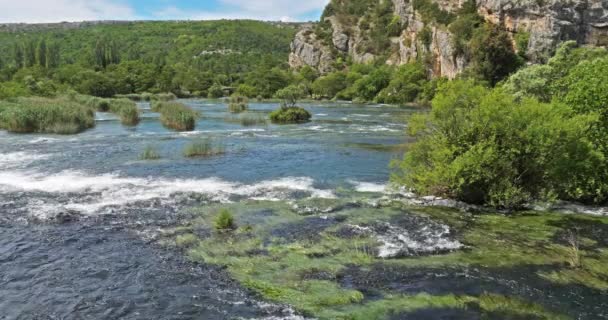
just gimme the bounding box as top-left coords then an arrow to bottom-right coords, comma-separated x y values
240,113 -> 267,126
139,145 -> 161,160
228,94 -> 249,113
183,138 -> 225,158
214,209 -> 235,231
109,99 -> 140,126
0,97 -> 95,134
152,101 -> 198,131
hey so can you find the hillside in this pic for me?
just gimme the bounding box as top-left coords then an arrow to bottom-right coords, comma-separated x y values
0,20 -> 298,98
289,0 -> 608,78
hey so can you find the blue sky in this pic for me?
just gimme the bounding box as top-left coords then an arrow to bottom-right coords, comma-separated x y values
0,0 -> 328,23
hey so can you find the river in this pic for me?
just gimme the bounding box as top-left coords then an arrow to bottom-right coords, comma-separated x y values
0,100 -> 411,319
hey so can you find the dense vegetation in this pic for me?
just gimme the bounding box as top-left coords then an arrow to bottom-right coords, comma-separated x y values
152,101 -> 198,131
393,41 -> 608,208
0,97 -> 94,134
0,20 -> 297,99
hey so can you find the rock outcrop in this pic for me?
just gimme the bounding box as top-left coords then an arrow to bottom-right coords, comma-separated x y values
289,0 -> 608,78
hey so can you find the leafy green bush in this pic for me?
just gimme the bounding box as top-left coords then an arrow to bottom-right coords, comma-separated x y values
392,80 -> 603,208
152,101 -> 198,131
207,84 -> 224,99
0,97 -> 95,134
228,94 -> 249,113
376,63 -> 427,104
269,107 -> 312,124
311,72 -> 348,99
214,209 -> 235,231
183,138 -> 225,157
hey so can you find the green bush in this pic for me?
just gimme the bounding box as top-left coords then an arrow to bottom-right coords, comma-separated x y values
214,209 -> 235,231
208,84 -> 224,98
311,72 -> 348,99
392,80 -> 603,208
183,138 -> 225,157
152,101 -> 198,131
228,94 -> 249,113
0,97 -> 95,134
269,107 -> 312,124
376,63 -> 427,104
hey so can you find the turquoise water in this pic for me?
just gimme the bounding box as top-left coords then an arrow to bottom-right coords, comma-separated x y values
0,100 -> 414,319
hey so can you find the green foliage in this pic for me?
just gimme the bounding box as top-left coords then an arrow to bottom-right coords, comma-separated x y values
269,106 -> 312,124
502,64 -> 554,102
139,145 -> 161,160
109,98 -> 140,126
153,101 -> 198,131
207,84 -> 224,98
0,20 -> 296,98
351,66 -> 392,102
311,71 -> 348,99
468,24 -> 523,85
393,80 -> 602,208
275,84 -> 306,108
175,233 -> 199,247
515,31 -> 531,57
214,209 -> 235,230
377,63 -> 427,104
183,138 -> 225,158
413,0 -> 455,25
228,94 -> 249,113
0,97 -> 95,134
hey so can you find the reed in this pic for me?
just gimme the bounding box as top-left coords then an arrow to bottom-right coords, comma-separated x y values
228,94 -> 249,113
109,99 -> 140,126
139,145 -> 161,160
153,101 -> 198,131
183,138 -> 225,158
0,97 -> 95,134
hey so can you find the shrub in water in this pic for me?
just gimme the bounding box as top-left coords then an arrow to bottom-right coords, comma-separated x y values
269,106 -> 311,124
0,97 -> 95,134
228,94 -> 249,113
139,145 -> 161,160
214,209 -> 235,231
153,101 -> 198,131
183,138 -> 225,158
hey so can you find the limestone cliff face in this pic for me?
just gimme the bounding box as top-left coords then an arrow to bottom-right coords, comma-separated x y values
289,0 -> 608,78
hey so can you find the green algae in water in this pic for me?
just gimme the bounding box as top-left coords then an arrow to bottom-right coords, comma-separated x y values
164,200 -> 608,319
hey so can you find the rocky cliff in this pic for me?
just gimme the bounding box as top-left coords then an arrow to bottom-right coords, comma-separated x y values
289,0 -> 608,78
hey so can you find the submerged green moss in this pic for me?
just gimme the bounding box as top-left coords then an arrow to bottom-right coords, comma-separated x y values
163,200 -> 607,319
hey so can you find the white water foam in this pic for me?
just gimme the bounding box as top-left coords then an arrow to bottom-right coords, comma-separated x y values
0,170 -> 335,217
375,223 -> 463,258
349,180 -> 387,193
0,152 -> 49,170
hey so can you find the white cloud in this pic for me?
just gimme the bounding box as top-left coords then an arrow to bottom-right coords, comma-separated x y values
0,0 -> 136,23
153,0 -> 329,22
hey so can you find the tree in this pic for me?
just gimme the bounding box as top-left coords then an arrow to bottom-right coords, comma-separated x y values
24,40 -> 37,68
468,24 -> 522,85
311,71 -> 348,99
46,42 -> 60,68
275,84 -> 306,108
377,63 -> 427,104
37,38 -> 47,67
13,43 -> 23,69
